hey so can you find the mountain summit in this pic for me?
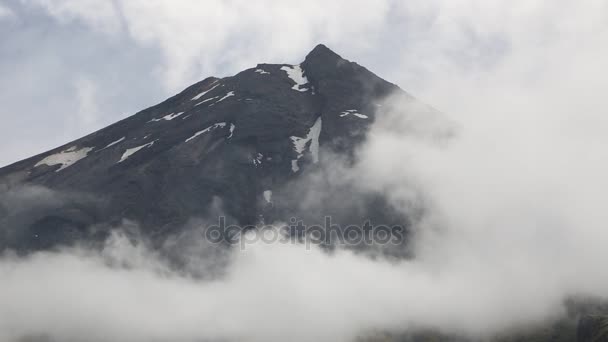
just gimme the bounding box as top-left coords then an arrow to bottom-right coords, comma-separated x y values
0,45 -> 412,251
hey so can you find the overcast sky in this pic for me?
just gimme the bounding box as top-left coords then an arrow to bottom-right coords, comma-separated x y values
2,2 -> 608,341
0,0 -> 525,167
0,0 -> 606,169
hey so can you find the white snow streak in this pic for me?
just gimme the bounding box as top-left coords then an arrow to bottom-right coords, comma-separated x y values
194,96 -> 218,106
191,83 -> 220,101
340,109 -> 369,119
291,160 -> 300,173
210,91 -> 235,106
255,69 -> 270,75
308,118 -> 322,163
228,123 -> 235,139
98,137 -> 126,151
118,141 -> 156,163
290,116 -> 322,172
280,65 -> 309,92
35,146 -> 93,172
185,123 -> 227,142
148,112 -> 185,122
263,190 -> 272,203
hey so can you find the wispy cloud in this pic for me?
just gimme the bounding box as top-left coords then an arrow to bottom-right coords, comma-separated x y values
0,3 -> 15,20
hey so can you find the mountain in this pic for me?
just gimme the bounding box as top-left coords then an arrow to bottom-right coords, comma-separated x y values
1,44 -> 607,341
0,44 -> 415,252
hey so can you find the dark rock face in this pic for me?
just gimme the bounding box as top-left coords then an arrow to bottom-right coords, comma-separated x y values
578,315 -> 608,342
0,44 -> 414,251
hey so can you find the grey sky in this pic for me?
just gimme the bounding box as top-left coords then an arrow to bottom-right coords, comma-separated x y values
2,2 -> 608,341
0,0 -> 166,166
0,0 -> 607,171
0,0 -> 520,167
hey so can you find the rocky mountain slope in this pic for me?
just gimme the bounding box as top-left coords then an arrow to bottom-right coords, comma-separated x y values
1,44 -> 606,342
0,44 -> 411,251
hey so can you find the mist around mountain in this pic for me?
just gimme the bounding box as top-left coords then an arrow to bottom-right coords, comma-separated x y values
1,45 -> 608,342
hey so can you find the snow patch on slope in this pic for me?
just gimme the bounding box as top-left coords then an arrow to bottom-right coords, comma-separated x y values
255,69 -> 270,75
290,116 -> 322,172
185,123 -> 227,142
99,137 -> 125,151
35,146 -> 93,172
191,83 -> 220,101
340,109 -> 369,119
118,141 -> 156,163
210,91 -> 235,106
281,65 -> 309,92
148,112 -> 185,122
195,96 -> 218,107
263,190 -> 272,203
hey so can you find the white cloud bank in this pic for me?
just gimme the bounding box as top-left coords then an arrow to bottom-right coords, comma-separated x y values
0,228 -> 573,342
351,0 -> 608,338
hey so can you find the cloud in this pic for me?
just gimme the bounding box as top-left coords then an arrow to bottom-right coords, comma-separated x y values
72,76 -> 103,132
348,0 -> 608,337
2,1 -> 608,340
0,228 -> 567,342
0,3 -> 15,21
19,0 -> 121,33
21,0 -> 392,90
